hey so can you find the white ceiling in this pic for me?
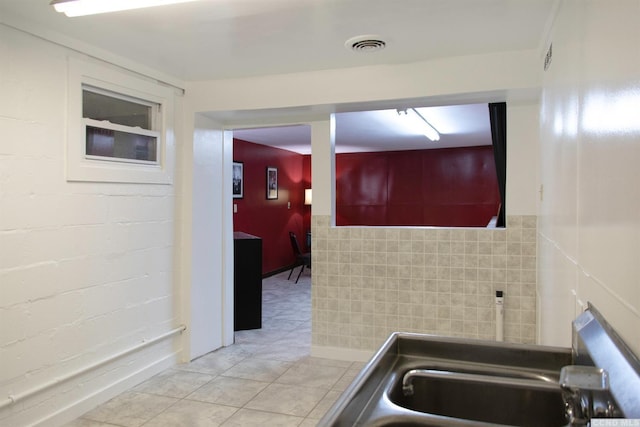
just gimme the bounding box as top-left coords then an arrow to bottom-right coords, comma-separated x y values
234,103 -> 493,154
0,0 -> 555,152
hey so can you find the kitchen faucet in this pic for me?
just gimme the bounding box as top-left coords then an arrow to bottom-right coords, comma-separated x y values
559,365 -> 618,426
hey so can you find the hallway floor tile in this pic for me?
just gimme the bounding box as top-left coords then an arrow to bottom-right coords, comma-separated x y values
65,271 -> 357,427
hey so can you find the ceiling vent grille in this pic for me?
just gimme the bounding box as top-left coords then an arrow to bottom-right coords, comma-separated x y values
345,35 -> 386,52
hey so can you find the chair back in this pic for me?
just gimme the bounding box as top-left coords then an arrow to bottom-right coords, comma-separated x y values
289,231 -> 303,256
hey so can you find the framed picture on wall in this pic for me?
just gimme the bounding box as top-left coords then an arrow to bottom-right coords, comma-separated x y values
233,161 -> 243,199
266,167 -> 278,200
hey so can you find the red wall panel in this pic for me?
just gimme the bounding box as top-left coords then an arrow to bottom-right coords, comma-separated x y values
234,141 -> 497,271
336,154 -> 388,206
388,152 -> 424,206
233,139 -> 309,274
336,146 -> 500,227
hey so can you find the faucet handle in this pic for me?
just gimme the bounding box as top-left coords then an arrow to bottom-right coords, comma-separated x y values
560,365 -> 609,392
560,366 -> 613,426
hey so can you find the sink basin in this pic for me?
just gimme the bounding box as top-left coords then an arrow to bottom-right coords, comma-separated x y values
319,333 -> 573,426
320,306 -> 640,426
387,368 -> 567,426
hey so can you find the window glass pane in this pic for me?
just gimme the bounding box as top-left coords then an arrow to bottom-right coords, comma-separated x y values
83,89 -> 152,129
86,126 -> 157,162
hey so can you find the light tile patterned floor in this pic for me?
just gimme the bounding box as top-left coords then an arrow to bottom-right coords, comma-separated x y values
64,270 -> 362,427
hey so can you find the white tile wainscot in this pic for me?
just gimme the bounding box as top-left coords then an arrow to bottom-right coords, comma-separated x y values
311,215 -> 537,355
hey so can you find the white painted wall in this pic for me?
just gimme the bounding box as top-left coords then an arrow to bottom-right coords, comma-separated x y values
183,114 -> 234,359
538,0 -> 640,354
187,49 -> 541,114
0,25 -> 182,426
507,104 -> 540,216
310,119 -> 335,219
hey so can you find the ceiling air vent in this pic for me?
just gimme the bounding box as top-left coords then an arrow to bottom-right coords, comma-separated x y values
345,35 -> 386,53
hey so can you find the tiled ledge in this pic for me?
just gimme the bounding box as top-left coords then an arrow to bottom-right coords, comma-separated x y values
311,215 -> 537,351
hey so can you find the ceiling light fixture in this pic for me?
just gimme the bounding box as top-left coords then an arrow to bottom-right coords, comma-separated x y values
50,0 -> 199,17
397,108 -> 440,141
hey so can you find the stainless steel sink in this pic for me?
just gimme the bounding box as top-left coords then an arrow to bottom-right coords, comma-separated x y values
319,305 -> 640,426
387,368 -> 566,426
320,333 -> 572,426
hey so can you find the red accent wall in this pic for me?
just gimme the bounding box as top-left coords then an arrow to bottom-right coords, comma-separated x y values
233,139 -> 309,275
336,146 -> 500,227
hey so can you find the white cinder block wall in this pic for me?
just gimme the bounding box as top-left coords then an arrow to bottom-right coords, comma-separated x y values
0,25 -> 182,426
537,0 -> 640,355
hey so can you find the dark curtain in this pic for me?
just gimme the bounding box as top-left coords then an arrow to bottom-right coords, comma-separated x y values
488,102 -> 507,227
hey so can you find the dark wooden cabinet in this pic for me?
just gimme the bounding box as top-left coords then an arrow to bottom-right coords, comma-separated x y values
233,232 -> 262,331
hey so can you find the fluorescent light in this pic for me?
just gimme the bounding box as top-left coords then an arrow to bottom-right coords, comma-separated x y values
397,108 -> 440,141
50,0 -> 199,17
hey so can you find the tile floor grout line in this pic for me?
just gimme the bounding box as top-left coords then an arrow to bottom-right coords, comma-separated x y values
67,270 -> 352,426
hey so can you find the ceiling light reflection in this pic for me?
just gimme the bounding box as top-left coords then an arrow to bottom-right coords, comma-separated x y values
553,105 -> 579,138
582,88 -> 640,135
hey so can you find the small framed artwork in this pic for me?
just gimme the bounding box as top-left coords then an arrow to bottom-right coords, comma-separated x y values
232,161 -> 243,199
266,167 -> 278,200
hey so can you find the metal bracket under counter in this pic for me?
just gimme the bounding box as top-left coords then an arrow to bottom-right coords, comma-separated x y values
572,304 -> 640,419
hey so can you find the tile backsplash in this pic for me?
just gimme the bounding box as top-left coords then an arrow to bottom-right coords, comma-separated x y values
311,215 -> 537,351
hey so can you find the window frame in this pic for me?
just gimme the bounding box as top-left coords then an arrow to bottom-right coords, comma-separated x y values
66,58 -> 175,184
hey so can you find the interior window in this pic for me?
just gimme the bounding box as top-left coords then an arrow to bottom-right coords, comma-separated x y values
334,103 -> 506,228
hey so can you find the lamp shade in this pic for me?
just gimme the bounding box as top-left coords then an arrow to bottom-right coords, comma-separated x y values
304,189 -> 312,205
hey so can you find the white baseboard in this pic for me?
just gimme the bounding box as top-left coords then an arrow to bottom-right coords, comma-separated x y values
33,352 -> 180,427
310,345 -> 374,363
